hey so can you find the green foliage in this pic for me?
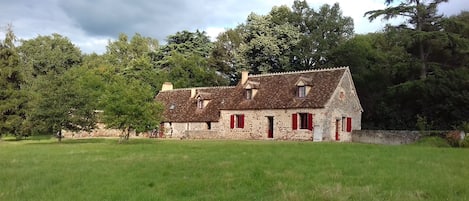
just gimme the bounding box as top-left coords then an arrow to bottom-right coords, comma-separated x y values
0,25 -> 28,138
167,52 -> 228,88
18,33 -> 82,77
100,76 -> 163,141
26,67 -> 104,140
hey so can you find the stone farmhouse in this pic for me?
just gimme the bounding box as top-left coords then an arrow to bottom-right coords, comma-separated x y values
154,67 -> 363,141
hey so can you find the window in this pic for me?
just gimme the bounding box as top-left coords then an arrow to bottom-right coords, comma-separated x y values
197,97 -> 203,109
299,113 -> 308,129
206,122 -> 211,130
292,113 -> 313,130
342,117 -> 352,132
298,86 -> 306,98
230,114 -> 245,129
246,89 -> 252,100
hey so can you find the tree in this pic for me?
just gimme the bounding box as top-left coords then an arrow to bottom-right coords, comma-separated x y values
105,33 -> 159,71
365,0 -> 449,79
291,1 -> 354,69
167,52 -> 228,88
27,67 -> 104,141
0,25 -> 28,138
209,28 -> 243,84
19,34 -> 82,77
237,11 -> 300,73
101,76 -> 163,142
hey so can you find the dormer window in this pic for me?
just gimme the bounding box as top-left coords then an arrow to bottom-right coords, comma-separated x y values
197,97 -> 203,109
246,89 -> 253,100
243,81 -> 259,100
295,76 -> 312,98
298,86 -> 306,98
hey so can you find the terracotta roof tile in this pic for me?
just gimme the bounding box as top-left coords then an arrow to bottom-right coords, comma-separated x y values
155,87 -> 234,122
223,68 -> 346,110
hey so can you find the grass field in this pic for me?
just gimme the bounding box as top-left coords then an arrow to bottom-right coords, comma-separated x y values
0,138 -> 468,201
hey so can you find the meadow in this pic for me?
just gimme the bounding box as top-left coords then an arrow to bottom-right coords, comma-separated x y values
0,138 -> 468,201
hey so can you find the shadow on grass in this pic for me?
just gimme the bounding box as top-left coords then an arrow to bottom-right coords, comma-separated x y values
23,138 -> 115,145
23,137 -> 163,145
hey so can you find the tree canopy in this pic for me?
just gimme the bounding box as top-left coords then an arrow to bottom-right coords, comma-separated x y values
0,1 -> 468,140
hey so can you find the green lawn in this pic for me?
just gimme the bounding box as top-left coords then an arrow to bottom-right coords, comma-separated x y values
0,138 -> 468,201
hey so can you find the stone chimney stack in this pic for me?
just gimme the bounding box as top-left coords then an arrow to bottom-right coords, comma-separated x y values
190,88 -> 197,98
241,71 -> 249,85
161,82 -> 173,91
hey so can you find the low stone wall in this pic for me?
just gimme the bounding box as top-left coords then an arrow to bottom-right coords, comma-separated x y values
352,130 -> 421,145
62,123 -> 150,138
183,130 -> 221,139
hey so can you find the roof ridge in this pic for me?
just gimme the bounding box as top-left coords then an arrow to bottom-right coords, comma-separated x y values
166,86 -> 236,91
249,66 -> 349,78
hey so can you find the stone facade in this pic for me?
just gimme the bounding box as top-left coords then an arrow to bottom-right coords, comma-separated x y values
155,67 -> 363,142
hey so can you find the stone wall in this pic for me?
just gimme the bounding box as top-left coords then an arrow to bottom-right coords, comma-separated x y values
62,123 -> 149,138
352,130 -> 421,145
183,130 -> 221,139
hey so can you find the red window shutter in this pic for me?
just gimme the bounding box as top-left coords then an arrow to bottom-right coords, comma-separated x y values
230,115 -> 235,129
292,114 -> 298,130
239,114 -> 245,128
346,117 -> 352,132
308,113 -> 313,131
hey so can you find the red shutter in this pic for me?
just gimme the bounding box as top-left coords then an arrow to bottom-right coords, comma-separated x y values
230,115 -> 235,129
346,117 -> 352,132
239,114 -> 245,128
292,114 -> 298,130
308,113 -> 313,131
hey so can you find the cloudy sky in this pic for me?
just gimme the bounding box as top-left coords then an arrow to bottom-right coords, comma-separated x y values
1,0 -> 468,54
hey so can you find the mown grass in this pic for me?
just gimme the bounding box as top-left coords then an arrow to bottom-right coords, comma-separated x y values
0,138 -> 468,201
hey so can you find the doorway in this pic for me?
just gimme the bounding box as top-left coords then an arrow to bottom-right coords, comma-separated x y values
267,116 -> 274,138
335,119 -> 340,141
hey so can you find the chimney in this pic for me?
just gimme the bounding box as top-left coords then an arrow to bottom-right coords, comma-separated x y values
241,71 -> 249,85
161,82 -> 173,91
190,88 -> 196,98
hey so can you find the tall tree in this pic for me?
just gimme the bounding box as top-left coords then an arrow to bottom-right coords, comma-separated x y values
104,33 -> 163,91
100,76 -> 163,142
291,2 -> 354,69
19,34 -> 82,77
0,25 -> 28,138
27,67 -> 104,141
209,28 -> 243,84
237,10 -> 301,73
365,0 -> 449,79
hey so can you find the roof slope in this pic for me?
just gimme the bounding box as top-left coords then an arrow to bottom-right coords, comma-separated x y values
155,67 -> 347,122
223,68 -> 346,110
155,87 -> 234,122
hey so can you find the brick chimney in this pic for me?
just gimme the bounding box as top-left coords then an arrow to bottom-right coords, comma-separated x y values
241,71 -> 249,85
161,82 -> 173,91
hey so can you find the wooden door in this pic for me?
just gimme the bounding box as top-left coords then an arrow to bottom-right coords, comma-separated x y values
267,117 -> 274,138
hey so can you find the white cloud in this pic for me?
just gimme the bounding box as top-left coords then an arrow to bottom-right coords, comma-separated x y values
1,0 -> 468,54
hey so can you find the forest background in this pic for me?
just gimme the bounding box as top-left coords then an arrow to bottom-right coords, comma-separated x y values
1,0 -> 468,139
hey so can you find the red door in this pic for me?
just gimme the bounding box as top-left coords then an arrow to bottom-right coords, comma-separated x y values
335,119 -> 340,141
267,117 -> 274,138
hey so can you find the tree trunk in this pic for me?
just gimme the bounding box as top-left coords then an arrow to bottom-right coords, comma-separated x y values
416,0 -> 426,80
58,130 -> 62,143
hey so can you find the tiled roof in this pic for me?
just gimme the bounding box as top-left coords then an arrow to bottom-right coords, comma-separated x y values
155,67 -> 347,122
223,67 -> 346,110
155,87 -> 234,122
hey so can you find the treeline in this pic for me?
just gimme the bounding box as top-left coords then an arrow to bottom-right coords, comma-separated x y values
1,0 -> 468,139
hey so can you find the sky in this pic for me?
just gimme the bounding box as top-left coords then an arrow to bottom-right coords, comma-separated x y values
1,0 -> 468,54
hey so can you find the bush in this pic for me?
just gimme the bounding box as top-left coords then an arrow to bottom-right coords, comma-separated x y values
461,136 -> 469,148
